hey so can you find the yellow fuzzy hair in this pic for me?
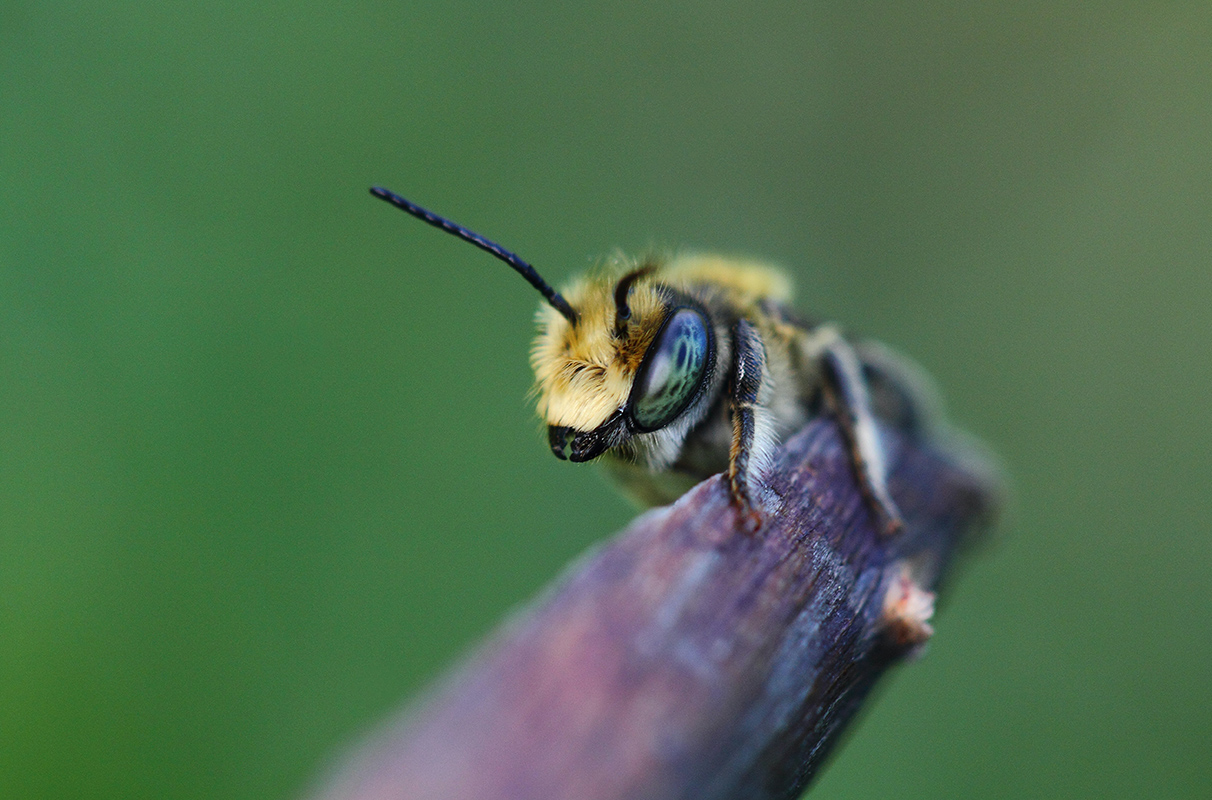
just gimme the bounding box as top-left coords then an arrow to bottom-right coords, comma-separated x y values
531,254 -> 793,431
661,253 -> 793,307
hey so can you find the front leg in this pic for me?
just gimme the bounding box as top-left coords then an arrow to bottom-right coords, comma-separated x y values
727,319 -> 774,521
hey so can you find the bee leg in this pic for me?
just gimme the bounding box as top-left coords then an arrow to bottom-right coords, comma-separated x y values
727,319 -> 772,530
817,333 -> 906,536
852,338 -> 943,437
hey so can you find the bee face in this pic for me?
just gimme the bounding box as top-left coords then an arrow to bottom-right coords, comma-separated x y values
535,266 -> 719,464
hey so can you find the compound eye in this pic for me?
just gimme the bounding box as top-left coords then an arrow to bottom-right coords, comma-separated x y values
631,308 -> 710,431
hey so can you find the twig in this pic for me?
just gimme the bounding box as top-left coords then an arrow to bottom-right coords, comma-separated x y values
304,419 -> 1001,800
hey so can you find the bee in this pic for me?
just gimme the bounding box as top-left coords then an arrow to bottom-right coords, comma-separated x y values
372,187 -> 940,534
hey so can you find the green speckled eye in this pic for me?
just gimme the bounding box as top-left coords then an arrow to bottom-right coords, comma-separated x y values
631,308 -> 710,431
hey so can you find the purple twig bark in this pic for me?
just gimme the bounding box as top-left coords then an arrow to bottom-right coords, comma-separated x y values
305,419 -> 1000,800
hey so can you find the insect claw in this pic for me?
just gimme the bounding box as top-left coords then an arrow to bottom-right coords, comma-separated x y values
726,478 -> 765,534
740,506 -> 765,535
880,510 -> 905,537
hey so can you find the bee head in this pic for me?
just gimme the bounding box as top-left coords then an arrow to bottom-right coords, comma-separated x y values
368,188 -> 716,465
534,262 -> 715,462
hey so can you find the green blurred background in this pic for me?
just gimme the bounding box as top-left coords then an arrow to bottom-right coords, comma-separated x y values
3,2 -> 1209,798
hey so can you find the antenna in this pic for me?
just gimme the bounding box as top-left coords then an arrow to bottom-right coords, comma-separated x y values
370,187 -> 578,325
613,265 -> 655,337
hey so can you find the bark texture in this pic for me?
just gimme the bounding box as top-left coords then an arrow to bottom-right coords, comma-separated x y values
306,419 -> 1001,800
